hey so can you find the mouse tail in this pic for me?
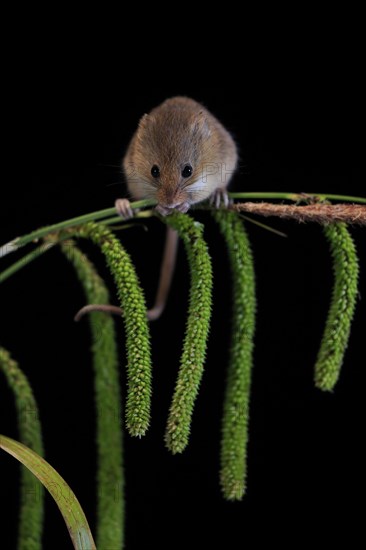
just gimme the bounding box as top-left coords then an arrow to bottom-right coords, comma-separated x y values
74,304 -> 123,322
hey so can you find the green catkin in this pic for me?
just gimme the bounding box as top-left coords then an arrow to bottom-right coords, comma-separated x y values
73,222 -> 152,437
0,347 -> 44,550
163,213 -> 213,454
60,241 -> 124,549
212,210 -> 256,500
314,223 -> 359,391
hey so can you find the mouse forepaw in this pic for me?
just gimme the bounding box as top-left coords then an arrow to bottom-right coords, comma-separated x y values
209,188 -> 231,209
115,198 -> 134,219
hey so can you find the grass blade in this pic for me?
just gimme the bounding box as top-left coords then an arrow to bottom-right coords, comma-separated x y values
0,435 -> 96,550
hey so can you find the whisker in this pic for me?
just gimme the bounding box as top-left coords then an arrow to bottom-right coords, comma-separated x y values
188,190 -> 210,201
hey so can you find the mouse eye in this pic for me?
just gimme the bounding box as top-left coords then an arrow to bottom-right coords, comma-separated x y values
181,164 -> 193,178
151,165 -> 160,178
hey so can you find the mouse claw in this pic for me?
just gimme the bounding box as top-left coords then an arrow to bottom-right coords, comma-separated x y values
176,202 -> 190,213
209,188 -> 231,209
115,198 -> 134,219
155,204 -> 172,216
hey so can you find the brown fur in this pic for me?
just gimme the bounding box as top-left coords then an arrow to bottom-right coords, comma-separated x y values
123,97 -> 238,211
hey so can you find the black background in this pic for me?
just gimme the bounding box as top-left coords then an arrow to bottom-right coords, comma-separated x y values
1,69 -> 364,549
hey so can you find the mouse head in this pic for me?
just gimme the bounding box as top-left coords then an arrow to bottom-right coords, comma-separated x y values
124,108 -> 213,215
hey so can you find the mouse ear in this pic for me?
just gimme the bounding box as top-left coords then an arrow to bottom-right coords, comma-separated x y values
136,114 -> 152,142
138,113 -> 155,129
192,111 -> 211,138
138,113 -> 149,127
136,114 -> 155,141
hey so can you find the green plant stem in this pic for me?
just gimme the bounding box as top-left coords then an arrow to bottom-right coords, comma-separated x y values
73,222 -> 152,437
0,200 -> 155,259
314,223 -> 359,391
61,241 -> 124,548
230,192 -> 301,201
0,218 -> 150,285
2,192 -> 364,261
0,347 -> 44,550
163,213 -> 213,454
308,193 -> 366,203
212,211 -> 256,500
13,200 -> 154,246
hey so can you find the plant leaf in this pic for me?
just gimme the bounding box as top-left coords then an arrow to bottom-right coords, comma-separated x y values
0,435 -> 96,550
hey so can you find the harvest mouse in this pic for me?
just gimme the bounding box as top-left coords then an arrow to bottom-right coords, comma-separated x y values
76,97 -> 238,321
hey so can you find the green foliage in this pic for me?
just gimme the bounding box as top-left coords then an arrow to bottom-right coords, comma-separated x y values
212,211 -> 256,500
163,213 -> 213,454
0,198 -> 364,549
61,241 -> 124,549
74,222 -> 152,437
0,347 -> 44,550
315,223 -> 359,391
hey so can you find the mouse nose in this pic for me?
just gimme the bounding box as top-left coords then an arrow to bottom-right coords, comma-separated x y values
156,201 -> 190,216
157,188 -> 181,209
